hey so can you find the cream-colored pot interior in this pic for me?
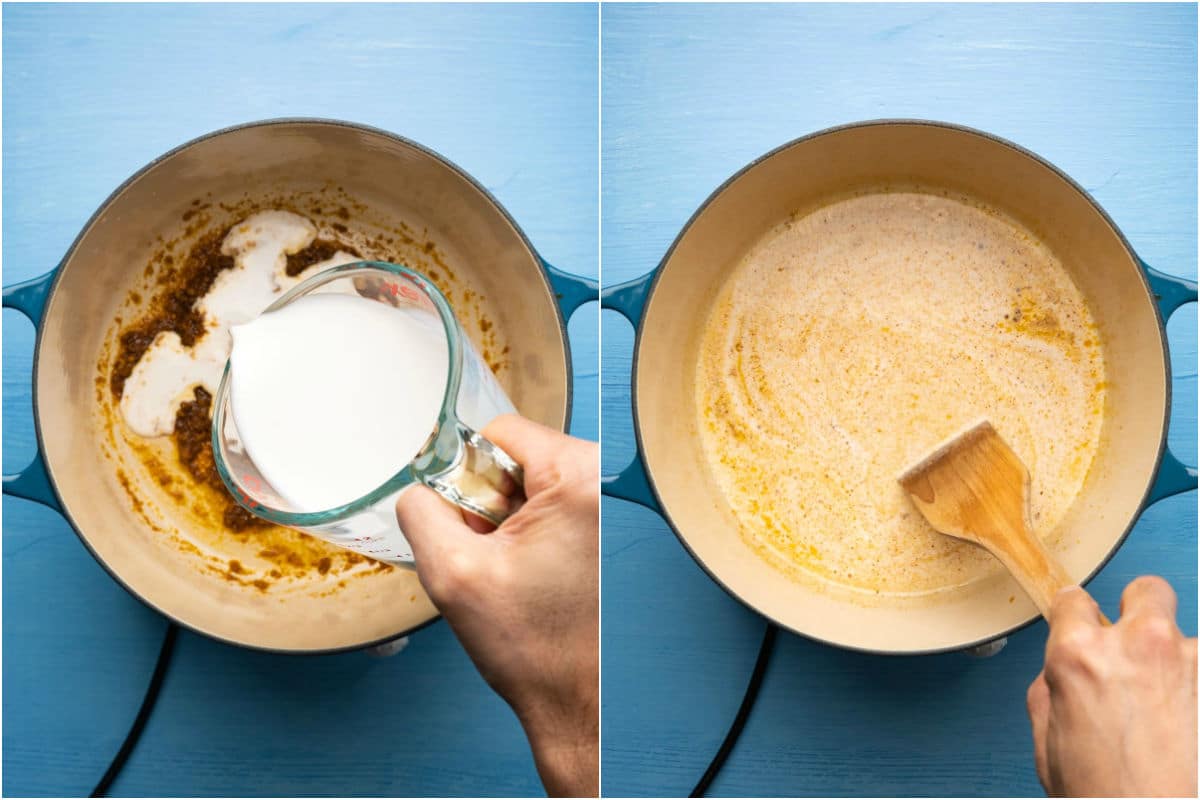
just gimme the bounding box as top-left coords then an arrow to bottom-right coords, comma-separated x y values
34,120 -> 570,652
635,122 -> 1168,653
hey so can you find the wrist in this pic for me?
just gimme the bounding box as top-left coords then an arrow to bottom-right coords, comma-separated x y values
516,690 -> 598,797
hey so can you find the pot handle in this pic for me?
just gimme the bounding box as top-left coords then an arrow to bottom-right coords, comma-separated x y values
1142,262 -> 1198,505
600,272 -> 661,511
543,260 -> 599,319
3,270 -> 62,511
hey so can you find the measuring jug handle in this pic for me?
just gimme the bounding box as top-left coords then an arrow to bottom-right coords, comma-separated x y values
423,424 -> 526,526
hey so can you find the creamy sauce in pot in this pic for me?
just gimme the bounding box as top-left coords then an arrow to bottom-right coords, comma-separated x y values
695,191 -> 1107,598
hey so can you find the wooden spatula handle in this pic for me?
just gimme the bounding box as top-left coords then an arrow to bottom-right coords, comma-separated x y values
988,528 -> 1072,618
991,531 -> 1110,624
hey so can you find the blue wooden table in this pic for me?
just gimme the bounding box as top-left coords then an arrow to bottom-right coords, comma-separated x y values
600,4 -> 1197,797
2,4 -> 597,796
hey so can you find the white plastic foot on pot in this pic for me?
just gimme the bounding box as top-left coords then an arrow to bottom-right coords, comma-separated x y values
365,637 -> 410,657
965,637 -> 1007,658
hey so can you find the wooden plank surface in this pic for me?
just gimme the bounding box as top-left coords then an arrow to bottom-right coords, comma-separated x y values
600,4 -> 1197,796
2,4 -> 597,796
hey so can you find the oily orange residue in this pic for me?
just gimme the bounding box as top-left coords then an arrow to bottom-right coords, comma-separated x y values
997,286 -> 1079,353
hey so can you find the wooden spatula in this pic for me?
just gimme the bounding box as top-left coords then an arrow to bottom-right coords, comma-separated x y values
898,420 -> 1099,621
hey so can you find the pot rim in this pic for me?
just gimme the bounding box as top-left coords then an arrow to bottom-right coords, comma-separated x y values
628,117 -> 1173,656
29,116 -> 573,655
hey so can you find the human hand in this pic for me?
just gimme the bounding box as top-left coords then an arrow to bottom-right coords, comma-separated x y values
396,415 -> 599,797
1026,578 -> 1198,797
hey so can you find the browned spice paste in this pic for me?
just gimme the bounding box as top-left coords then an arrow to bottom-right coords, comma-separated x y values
285,238 -> 352,277
110,228 -> 365,538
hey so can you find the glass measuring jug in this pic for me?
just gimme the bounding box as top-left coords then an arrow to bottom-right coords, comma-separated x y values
211,261 -> 522,566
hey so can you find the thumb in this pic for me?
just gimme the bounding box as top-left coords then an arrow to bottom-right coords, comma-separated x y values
395,484 -> 477,571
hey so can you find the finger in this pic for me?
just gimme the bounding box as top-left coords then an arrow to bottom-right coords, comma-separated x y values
1119,575 -> 1178,621
479,414 -> 594,495
479,413 -> 572,468
1045,588 -> 1104,675
479,413 -> 596,477
1026,671 -> 1051,790
395,484 -> 477,567
463,509 -> 496,534
1048,585 -> 1104,632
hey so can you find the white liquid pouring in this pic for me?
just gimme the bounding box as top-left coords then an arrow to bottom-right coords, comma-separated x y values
228,293 -> 450,513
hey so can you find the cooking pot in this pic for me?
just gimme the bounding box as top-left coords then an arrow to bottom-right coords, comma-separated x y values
601,120 -> 1196,654
3,119 -> 597,653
